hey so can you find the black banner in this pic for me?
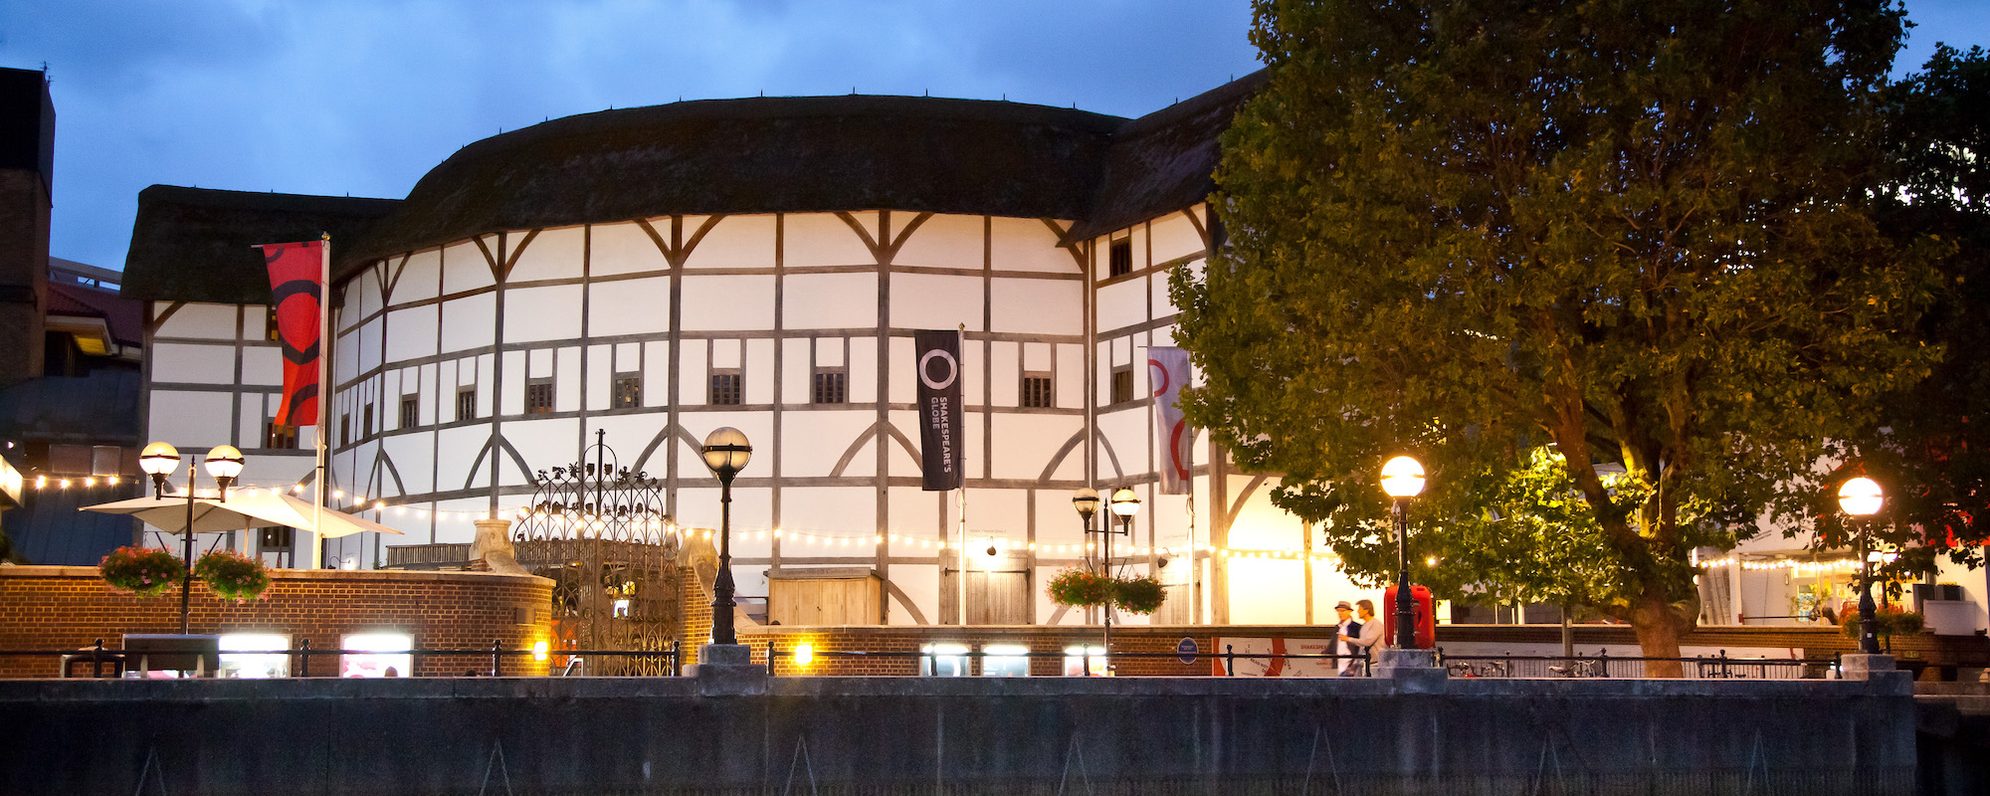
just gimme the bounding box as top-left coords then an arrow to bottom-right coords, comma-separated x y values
915,329 -> 964,491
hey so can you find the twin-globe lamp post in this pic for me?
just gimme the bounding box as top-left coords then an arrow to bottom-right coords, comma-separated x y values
1837,476 -> 1885,656
138,441 -> 245,635
699,427 -> 752,647
1067,486 -> 1138,673
1380,455 -> 1426,651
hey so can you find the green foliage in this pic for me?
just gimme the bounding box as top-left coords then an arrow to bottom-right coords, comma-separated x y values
193,549 -> 271,602
1046,568 -> 1170,615
99,547 -> 186,598
1822,44 -> 1990,571
1177,0 -> 1939,659
1112,576 -> 1168,615
1048,569 -> 1114,608
1839,604 -> 1924,638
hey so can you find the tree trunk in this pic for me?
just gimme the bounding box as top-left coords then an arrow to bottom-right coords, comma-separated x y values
1630,591 -> 1685,678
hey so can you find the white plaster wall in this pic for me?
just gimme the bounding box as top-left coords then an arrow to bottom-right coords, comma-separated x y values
151,342 -> 236,384
681,275 -> 774,331
785,212 -> 876,268
890,272 -> 982,331
507,225 -> 584,283
786,272 -> 878,330
990,278 -> 1082,336
683,214 -> 775,269
155,302 -> 238,339
503,284 -> 584,343
394,250 -> 441,303
991,217 -> 1079,274
893,213 -> 983,270
590,222 -> 666,277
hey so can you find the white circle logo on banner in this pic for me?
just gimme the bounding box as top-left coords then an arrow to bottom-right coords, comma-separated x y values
919,348 -> 958,390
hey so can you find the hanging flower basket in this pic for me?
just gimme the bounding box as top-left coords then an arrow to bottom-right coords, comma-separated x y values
1112,576 -> 1167,615
1047,568 -> 1169,615
99,546 -> 186,598
1839,605 -> 1924,639
194,549 -> 272,602
1048,569 -> 1115,608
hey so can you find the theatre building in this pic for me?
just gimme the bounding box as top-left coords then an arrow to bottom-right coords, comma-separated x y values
117,73 -> 1393,632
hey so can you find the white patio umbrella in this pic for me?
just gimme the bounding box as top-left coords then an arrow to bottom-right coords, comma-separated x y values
80,493 -> 286,535
82,491 -> 405,538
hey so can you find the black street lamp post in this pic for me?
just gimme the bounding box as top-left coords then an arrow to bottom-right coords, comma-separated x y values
1380,456 -> 1425,650
700,427 -> 752,646
139,441 -> 244,635
1838,476 -> 1885,656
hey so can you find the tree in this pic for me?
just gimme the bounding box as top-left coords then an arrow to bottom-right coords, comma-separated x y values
1825,45 -> 1990,575
1175,0 -> 1942,675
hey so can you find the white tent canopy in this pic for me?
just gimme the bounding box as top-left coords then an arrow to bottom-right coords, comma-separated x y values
83,491 -> 404,539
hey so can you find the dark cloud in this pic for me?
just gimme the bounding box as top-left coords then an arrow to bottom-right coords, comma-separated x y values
0,0 -> 1978,271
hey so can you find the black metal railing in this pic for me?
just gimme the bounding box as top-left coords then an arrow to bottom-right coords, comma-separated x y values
0,641 -> 1838,680
1434,648 -> 1819,680
0,639 -> 682,679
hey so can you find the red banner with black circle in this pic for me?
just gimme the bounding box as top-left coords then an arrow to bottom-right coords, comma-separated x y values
260,240 -> 323,426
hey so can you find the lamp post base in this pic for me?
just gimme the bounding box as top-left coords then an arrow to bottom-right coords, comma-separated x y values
685,643 -> 768,696
1839,653 -> 1896,680
1373,648 -> 1445,690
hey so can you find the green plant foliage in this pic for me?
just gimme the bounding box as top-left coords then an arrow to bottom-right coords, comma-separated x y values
1839,604 -> 1925,638
98,546 -> 186,598
1048,569 -> 1114,608
1176,0 -> 1940,669
193,549 -> 271,602
1818,45 -> 1990,573
1112,576 -> 1168,615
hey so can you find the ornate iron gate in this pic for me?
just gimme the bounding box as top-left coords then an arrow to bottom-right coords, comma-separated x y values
513,430 -> 680,675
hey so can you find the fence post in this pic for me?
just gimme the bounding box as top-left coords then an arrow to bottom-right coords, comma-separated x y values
490,639 -> 502,677
89,638 -> 106,678
671,640 -> 681,677
1224,644 -> 1235,677
296,638 -> 310,678
766,641 -> 776,676
1597,648 -> 1610,678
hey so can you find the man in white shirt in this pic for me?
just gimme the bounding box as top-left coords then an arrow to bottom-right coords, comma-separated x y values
1342,599 -> 1386,675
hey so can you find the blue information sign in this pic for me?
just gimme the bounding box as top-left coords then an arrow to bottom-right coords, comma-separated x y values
1176,637 -> 1199,665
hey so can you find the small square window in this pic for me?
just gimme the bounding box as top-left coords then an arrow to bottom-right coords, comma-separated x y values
258,526 -> 295,550
613,373 -> 641,409
1021,373 -> 1053,408
265,423 -> 298,450
399,394 -> 419,429
710,371 -> 742,406
265,306 -> 281,342
812,369 -> 847,404
1111,366 -> 1134,405
48,444 -> 89,474
525,379 -> 555,415
456,388 -> 477,422
90,445 -> 121,476
1108,238 -> 1133,277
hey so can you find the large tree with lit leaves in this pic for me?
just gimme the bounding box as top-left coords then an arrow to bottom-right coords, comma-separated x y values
1175,0 -> 1942,674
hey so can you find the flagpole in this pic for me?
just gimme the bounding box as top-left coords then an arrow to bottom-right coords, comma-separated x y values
955,323 -> 968,627
310,232 -> 330,569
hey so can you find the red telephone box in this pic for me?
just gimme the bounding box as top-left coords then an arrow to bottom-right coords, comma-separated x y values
1382,584 -> 1437,649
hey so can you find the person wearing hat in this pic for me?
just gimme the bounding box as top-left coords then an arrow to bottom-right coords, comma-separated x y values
1342,599 -> 1385,675
1330,600 -> 1363,675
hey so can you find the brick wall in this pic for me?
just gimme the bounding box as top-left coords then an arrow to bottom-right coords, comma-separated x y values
0,565 -> 554,677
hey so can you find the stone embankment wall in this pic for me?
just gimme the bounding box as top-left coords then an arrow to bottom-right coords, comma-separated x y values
0,673 -> 1915,794
0,565 -> 553,677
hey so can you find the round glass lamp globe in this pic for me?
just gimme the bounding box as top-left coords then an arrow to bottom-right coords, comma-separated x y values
700,427 -> 753,474
1109,486 -> 1141,517
1837,476 -> 1884,517
139,442 -> 181,477
1380,455 -> 1426,498
1071,487 -> 1101,517
204,445 -> 245,480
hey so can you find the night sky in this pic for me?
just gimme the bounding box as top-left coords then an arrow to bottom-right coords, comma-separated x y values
2,0 -> 1984,272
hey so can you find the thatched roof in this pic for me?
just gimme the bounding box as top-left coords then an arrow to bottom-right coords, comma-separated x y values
120,187 -> 398,304
124,73 -> 1262,301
